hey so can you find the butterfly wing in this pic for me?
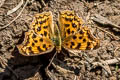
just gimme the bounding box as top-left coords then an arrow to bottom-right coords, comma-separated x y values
30,11 -> 54,38
17,12 -> 55,56
58,10 -> 83,40
62,27 -> 99,50
59,10 -> 99,51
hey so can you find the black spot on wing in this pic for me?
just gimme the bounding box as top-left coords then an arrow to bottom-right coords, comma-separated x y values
66,13 -> 74,16
74,16 -> 82,26
44,31 -> 47,36
38,16 -> 43,19
86,42 -> 91,50
87,42 -> 91,46
71,31 -> 74,34
65,17 -> 73,21
32,34 -> 36,38
77,27 -> 80,31
65,17 -> 69,21
35,21 -> 39,25
79,23 -> 82,26
75,43 -> 81,49
74,17 -> 80,22
71,42 -> 75,46
79,30 -> 84,34
28,47 -> 32,51
64,24 -> 70,27
37,27 -> 41,32
73,35 -> 77,39
70,42 -> 75,48
49,45 -> 52,47
79,36 -> 82,39
40,34 -> 43,36
72,23 -> 77,28
32,43 -> 35,46
40,21 -> 43,24
67,28 -> 70,34
39,38 -> 43,42
83,38 -> 86,42
65,43 -> 68,46
43,44 -> 46,48
30,51 -> 34,54
34,40 -> 38,43
33,28 -> 35,31
43,19 -> 46,23
43,26 -> 48,29
39,19 -> 46,24
43,44 -> 48,50
45,48 -> 48,50
37,46 -> 43,51
67,13 -> 74,16
70,45 -> 72,48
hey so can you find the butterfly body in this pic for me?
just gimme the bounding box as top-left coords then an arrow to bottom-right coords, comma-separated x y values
17,10 -> 99,56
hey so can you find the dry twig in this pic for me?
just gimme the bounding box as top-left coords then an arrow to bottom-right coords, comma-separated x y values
83,52 -> 120,75
113,46 -> 120,63
91,14 -> 120,40
92,60 -> 112,75
52,62 -> 74,74
92,14 -> 120,30
90,58 -> 120,75
104,58 -> 120,65
7,0 -> 23,15
0,0 -> 29,31
95,26 -> 120,40
45,67 -> 58,80
41,0 -> 46,7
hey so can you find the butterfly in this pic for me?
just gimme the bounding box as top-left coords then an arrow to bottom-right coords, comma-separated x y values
17,10 -> 100,56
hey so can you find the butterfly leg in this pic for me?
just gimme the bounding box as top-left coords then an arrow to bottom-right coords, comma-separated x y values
45,51 -> 58,80
47,51 -> 57,69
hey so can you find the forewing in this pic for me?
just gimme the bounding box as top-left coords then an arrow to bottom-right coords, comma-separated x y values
17,30 -> 54,56
58,10 -> 83,40
59,10 -> 99,51
17,12 -> 55,56
30,11 -> 54,38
